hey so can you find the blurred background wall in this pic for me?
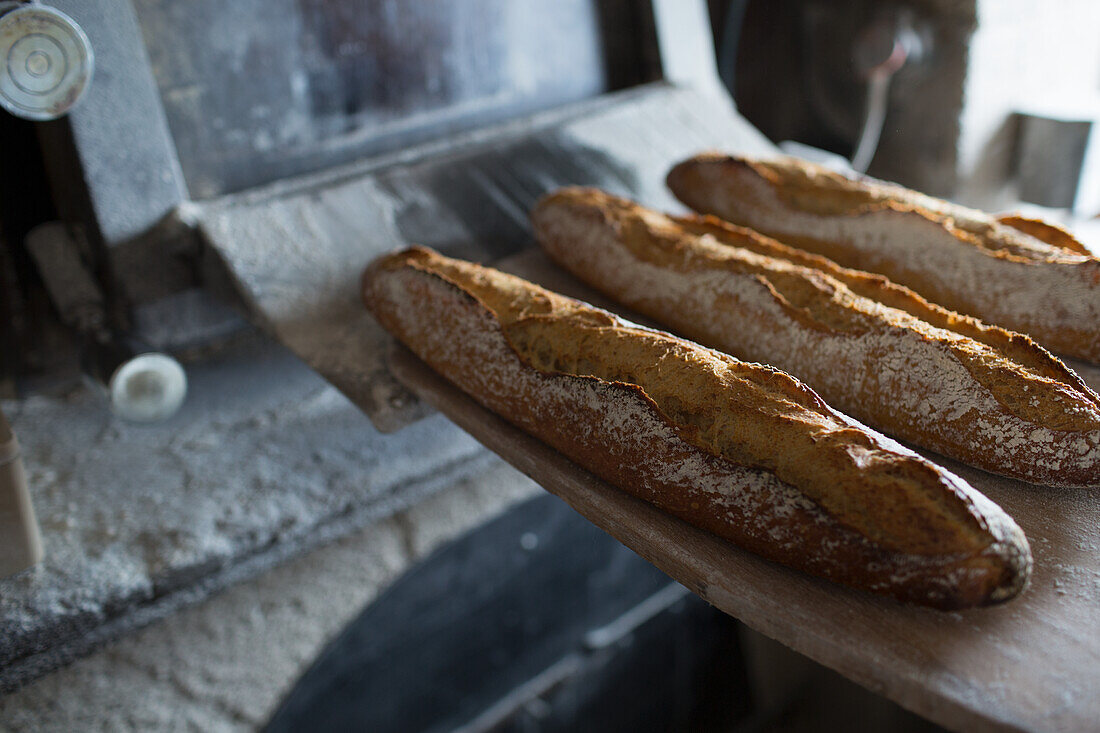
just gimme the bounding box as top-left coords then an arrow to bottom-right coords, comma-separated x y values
709,0 -> 1100,215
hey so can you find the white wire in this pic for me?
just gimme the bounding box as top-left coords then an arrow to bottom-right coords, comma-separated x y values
851,69 -> 893,173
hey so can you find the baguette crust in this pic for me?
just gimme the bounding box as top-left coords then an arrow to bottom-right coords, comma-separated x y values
534,188 -> 1100,487
666,153 -> 1100,362
363,247 -> 1031,608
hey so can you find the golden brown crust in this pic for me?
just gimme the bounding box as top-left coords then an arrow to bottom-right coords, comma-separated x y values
666,153 -> 1100,362
533,187 -> 1100,487
996,214 -> 1094,256
363,246 -> 1031,608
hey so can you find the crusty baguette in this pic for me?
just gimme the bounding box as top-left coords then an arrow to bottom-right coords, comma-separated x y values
533,187 -> 1100,487
363,246 -> 1031,608
666,152 -> 1100,362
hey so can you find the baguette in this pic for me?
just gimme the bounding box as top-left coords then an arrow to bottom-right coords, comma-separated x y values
666,153 -> 1100,362
533,188 -> 1100,487
363,246 -> 1031,608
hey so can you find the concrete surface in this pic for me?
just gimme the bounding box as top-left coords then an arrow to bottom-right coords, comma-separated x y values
0,458 -> 539,731
0,330 -> 502,691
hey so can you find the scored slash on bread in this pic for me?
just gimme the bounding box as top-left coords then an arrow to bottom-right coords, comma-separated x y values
533,187 -> 1100,488
363,247 -> 1031,608
666,153 -> 1100,363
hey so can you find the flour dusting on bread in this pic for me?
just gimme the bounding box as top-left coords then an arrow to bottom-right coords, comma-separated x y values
364,247 -> 1031,608
534,188 -> 1100,487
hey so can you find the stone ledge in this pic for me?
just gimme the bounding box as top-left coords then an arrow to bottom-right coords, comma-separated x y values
0,331 -> 497,692
0,460 -> 538,731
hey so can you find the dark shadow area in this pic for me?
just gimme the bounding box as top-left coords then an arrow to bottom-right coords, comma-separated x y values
265,493 -> 752,733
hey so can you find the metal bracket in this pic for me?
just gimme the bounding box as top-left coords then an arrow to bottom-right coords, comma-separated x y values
650,0 -> 727,100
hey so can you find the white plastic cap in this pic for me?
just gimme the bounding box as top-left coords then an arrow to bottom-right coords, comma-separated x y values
108,353 -> 188,423
0,5 -> 95,121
